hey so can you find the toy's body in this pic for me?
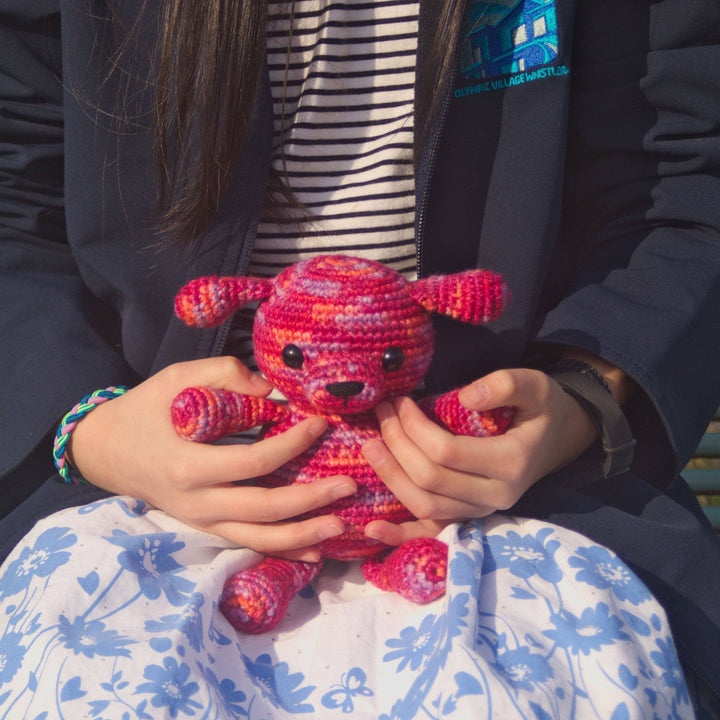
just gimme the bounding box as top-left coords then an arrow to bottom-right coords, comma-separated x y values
172,255 -> 513,633
176,392 -> 415,558
263,408 -> 414,559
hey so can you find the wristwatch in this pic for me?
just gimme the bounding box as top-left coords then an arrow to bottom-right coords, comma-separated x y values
545,359 -> 636,478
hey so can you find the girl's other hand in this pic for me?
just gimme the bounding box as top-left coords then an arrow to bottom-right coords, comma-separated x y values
69,357 -> 356,562
361,367 -> 605,546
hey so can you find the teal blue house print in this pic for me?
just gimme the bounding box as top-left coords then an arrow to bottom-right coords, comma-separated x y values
459,0 -> 558,80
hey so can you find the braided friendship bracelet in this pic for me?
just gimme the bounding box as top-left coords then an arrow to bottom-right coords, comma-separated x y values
53,386 -> 128,484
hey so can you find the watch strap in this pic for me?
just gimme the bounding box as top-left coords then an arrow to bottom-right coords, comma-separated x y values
549,370 -> 636,478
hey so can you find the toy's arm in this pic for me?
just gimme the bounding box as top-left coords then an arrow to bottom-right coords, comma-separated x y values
419,389 -> 514,438
172,387 -> 288,443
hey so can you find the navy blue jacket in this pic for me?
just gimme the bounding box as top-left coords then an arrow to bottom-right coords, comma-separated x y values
1,0 -> 719,698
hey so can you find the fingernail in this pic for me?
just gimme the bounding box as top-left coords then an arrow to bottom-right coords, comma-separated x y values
319,523 -> 344,540
307,417 -> 328,439
330,481 -> 355,500
375,402 -> 392,423
361,440 -> 385,466
459,381 -> 488,407
250,374 -> 272,391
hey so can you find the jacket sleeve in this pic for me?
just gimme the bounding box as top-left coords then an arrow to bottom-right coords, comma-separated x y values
532,0 -> 720,480
0,4 -> 139,485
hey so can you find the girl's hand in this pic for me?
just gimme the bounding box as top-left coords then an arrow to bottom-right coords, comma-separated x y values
69,357 -> 356,562
361,367 -> 605,546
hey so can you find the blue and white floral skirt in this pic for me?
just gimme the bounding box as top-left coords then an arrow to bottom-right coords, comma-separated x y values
0,497 -> 698,719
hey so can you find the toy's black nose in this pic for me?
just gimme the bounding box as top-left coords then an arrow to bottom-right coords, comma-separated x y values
326,381 -> 364,398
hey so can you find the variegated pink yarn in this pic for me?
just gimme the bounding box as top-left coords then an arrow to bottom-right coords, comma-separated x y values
172,255 -> 513,632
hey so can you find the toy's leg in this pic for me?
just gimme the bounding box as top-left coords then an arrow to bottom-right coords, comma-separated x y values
220,558 -> 321,634
361,537 -> 447,603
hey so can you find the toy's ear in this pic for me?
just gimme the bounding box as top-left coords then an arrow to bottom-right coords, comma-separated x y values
408,269 -> 508,324
175,276 -> 275,327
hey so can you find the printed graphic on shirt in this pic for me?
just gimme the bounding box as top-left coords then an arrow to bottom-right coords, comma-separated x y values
459,0 -> 558,80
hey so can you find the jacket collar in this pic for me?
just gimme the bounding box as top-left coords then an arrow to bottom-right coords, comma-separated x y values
414,0 -> 467,278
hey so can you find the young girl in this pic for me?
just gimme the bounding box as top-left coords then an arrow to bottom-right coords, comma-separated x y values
0,1 -> 719,717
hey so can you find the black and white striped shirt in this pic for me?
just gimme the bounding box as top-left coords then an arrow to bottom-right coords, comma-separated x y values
227,0 -> 419,370
251,0 -> 419,277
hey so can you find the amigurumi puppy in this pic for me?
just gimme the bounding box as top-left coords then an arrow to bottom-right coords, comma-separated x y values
172,254 -> 513,633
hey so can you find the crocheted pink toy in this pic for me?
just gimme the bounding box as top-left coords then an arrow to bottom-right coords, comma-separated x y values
172,255 -> 513,633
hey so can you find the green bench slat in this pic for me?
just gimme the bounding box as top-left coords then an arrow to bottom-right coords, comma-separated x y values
686,409 -> 720,529
695,432 -> 720,457
702,505 -> 720,530
684,468 -> 720,494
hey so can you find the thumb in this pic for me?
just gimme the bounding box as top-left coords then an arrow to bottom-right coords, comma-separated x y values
457,368 -> 548,412
457,378 -> 491,410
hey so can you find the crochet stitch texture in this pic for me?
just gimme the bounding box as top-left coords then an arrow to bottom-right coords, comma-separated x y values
172,255 -> 513,633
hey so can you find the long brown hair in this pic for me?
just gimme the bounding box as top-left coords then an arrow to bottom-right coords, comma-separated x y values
148,0 -> 465,244
153,0 -> 268,243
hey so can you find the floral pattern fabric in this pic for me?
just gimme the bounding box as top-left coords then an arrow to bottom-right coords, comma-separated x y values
0,497 -> 700,719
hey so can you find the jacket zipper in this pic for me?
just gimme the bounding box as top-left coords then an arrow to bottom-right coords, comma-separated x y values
210,222 -> 258,358
414,93 -> 451,280
415,0 -> 467,279
210,316 -> 233,359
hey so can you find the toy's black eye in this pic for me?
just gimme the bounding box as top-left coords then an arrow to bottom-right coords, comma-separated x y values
282,344 -> 304,369
381,347 -> 404,372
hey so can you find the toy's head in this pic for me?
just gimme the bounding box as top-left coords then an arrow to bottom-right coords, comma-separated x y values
176,255 -> 507,415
